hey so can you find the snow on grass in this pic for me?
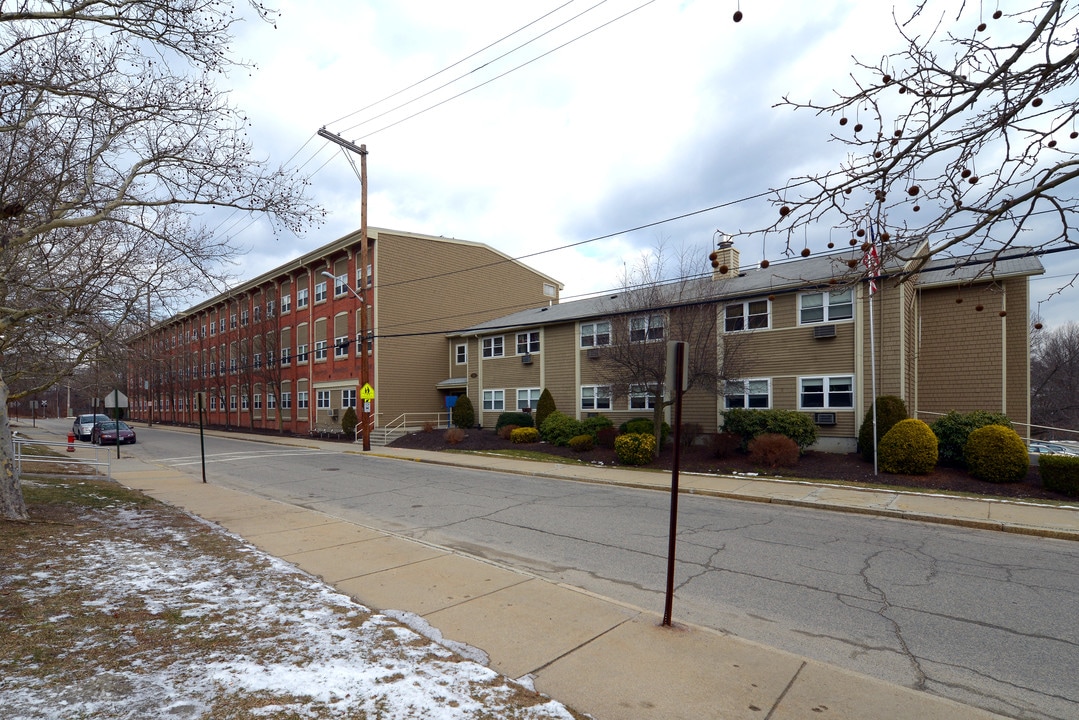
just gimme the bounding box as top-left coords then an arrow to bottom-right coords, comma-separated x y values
1,491 -> 580,720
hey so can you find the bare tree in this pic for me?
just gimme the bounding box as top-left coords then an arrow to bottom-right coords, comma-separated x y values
0,2 -> 320,520
759,1 -> 1079,280
594,240 -> 746,454
1031,321 -> 1079,437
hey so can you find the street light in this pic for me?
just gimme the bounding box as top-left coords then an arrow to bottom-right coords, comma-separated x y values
321,270 -> 371,451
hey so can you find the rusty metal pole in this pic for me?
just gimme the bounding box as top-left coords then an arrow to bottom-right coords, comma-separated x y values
662,341 -> 687,627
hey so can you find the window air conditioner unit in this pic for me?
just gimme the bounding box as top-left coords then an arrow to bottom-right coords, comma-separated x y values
330,410 -> 339,420
814,412 -> 837,426
813,324 -> 837,339
521,353 -> 533,365
586,348 -> 601,359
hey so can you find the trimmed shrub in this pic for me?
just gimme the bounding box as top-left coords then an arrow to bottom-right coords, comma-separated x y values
422,420 -> 436,433
711,431 -> 742,458
539,411 -> 585,447
615,433 -> 657,466
879,419 -> 938,475
497,424 -> 519,440
964,424 -> 1029,483
931,410 -> 1012,467
510,427 -> 540,444
568,434 -> 595,452
444,427 -> 466,444
535,388 -> 556,429
496,411 -> 534,431
857,395 -> 908,462
619,417 -> 671,446
596,426 -> 619,449
747,433 -> 800,468
341,406 -> 358,436
452,395 -> 475,429
722,409 -> 818,450
1039,454 -> 1079,497
580,415 -> 615,438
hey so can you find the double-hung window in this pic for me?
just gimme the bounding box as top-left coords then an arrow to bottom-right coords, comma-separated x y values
296,288 -> 308,308
297,391 -> 308,409
483,389 -> 505,411
316,390 -> 331,410
281,346 -> 291,366
280,392 -> 292,410
296,343 -> 308,363
267,393 -> 276,410
725,379 -> 771,409
230,313 -> 237,330
342,389 -> 357,408
240,309 -> 249,326
209,321 -> 216,337
482,336 -> 504,358
334,335 -> 349,358
455,343 -> 467,365
210,395 -> 218,411
333,273 -> 348,297
314,339 -> 327,361
516,331 -> 540,355
253,306 -> 261,323
517,388 -> 540,411
230,395 -> 237,411
580,321 -> 611,347
314,281 -> 327,303
725,300 -> 770,332
799,376 -> 854,409
581,385 -> 611,410
800,289 -> 853,324
281,293 -> 291,313
629,384 -> 656,410
241,394 -> 249,410
253,394 -> 262,410
630,314 -> 664,342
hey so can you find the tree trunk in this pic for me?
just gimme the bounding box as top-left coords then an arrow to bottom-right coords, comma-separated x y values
0,375 -> 30,520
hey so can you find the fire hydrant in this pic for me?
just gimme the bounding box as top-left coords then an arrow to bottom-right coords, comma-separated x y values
67,433 -> 75,452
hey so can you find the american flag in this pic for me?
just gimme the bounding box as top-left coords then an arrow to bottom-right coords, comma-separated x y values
863,229 -> 881,295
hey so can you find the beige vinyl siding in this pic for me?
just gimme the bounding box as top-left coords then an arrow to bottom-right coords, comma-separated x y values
375,231 -> 557,422
543,325 -> 579,413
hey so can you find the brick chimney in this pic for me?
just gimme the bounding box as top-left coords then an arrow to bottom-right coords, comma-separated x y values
710,234 -> 739,280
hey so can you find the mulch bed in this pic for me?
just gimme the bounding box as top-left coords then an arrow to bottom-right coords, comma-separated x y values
389,428 -> 1073,503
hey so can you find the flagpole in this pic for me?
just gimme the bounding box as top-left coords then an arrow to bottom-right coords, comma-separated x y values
866,229 -> 879,476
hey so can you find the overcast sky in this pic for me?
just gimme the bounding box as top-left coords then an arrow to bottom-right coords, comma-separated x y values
219,0 -> 1077,329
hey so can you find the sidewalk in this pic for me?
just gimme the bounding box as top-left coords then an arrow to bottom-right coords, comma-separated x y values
52,423 -> 1079,719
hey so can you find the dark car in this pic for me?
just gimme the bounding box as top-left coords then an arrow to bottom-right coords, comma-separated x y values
73,413 -> 110,441
91,420 -> 136,445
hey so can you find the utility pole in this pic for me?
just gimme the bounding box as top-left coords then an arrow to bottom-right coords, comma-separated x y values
318,127 -> 371,451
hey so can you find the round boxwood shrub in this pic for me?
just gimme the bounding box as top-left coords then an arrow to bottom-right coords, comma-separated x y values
615,432 -> 657,466
580,414 -> 614,438
510,426 -> 540,444
964,424 -> 1029,483
539,410 -> 585,446
1038,454 -> 1079,497
931,410 -> 1011,467
879,419 -> 938,475
568,434 -> 595,452
619,417 -> 670,446
535,388 -> 556,429
722,408 -> 817,450
452,395 -> 475,429
495,411 -> 534,430
858,395 -> 908,462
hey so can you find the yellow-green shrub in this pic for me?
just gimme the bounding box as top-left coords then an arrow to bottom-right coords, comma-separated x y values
568,434 -> 594,452
964,424 -> 1028,483
615,432 -> 656,466
1039,454 -> 1079,496
879,419 -> 938,475
510,427 -> 540,444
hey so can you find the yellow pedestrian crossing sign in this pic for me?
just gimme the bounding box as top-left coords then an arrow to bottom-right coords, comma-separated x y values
360,383 -> 375,401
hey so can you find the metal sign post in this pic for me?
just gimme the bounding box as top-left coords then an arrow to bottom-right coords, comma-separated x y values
662,341 -> 688,627
196,392 -> 207,483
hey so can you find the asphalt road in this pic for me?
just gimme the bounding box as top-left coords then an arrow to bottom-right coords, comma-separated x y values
29,421 -> 1079,720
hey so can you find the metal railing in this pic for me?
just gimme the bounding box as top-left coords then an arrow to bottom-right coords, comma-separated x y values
377,412 -> 449,445
13,437 -> 112,479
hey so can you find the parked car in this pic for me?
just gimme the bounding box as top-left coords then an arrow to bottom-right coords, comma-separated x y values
1028,441 -> 1079,456
91,420 -> 137,445
73,413 -> 110,441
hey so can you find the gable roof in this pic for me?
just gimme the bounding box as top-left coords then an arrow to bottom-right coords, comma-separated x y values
450,242 -> 1044,336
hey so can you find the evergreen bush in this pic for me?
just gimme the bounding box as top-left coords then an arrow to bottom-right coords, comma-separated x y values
341,406 -> 358,436
568,434 -> 595,452
496,411 -> 534,430
931,410 -> 1012,467
614,433 -> 657,466
722,409 -> 818,450
857,395 -> 908,462
580,415 -> 614,438
879,419 -> 938,475
451,395 -> 475,429
1038,454 -> 1079,497
618,417 -> 671,446
964,424 -> 1029,483
539,411 -> 585,446
535,388 -> 556,429
747,433 -> 800,468
510,427 -> 540,444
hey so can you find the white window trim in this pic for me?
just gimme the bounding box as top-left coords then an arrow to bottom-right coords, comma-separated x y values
334,273 -> 348,297
334,335 -> 349,358
482,335 -> 504,358
516,331 -> 540,355
281,293 -> 291,313
341,389 -> 357,408
297,391 -> 309,410
581,385 -> 612,410
455,343 -> 467,365
724,378 -> 772,409
517,388 -> 540,412
580,320 -> 611,348
314,339 -> 328,361
314,281 -> 328,303
724,299 -> 771,333
296,288 -> 309,308
799,289 -> 854,325
629,314 -> 665,343
798,375 -> 855,410
482,389 -> 505,411
316,390 -> 332,409
629,384 -> 657,410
